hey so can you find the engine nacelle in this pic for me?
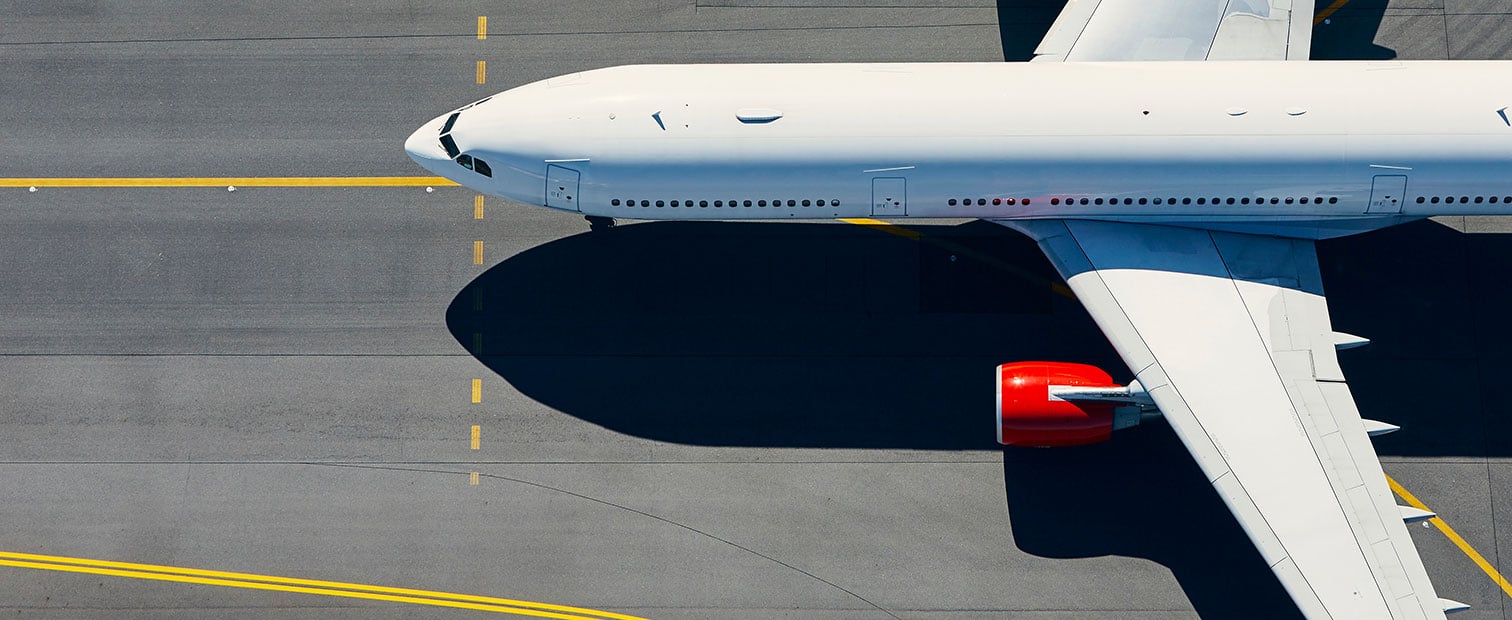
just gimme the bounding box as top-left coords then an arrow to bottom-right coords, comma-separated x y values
997,361 -> 1144,447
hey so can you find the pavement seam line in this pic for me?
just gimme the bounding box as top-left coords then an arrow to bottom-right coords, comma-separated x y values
319,462 -> 903,620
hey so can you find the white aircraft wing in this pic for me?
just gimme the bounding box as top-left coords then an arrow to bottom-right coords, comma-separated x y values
1032,0 -> 1315,61
1002,219 -> 1461,619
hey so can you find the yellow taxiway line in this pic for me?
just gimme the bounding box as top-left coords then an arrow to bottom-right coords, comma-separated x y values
0,177 -> 458,188
1315,0 -> 1353,25
1387,476 -> 1512,600
0,551 -> 643,620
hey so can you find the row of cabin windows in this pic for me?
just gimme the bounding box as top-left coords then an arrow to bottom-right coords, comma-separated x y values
1418,196 -> 1512,204
953,196 -> 1342,207
611,198 -> 840,208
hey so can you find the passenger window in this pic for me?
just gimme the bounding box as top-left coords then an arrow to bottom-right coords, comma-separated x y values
612,199 -> 621,206
787,200 -> 796,206
745,200 -> 753,207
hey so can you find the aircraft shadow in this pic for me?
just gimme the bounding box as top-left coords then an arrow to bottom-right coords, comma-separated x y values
446,217 -> 1498,618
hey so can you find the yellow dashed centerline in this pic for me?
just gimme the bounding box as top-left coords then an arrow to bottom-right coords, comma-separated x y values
2,177 -> 457,188
477,60 -> 487,85
472,379 -> 483,403
470,425 -> 481,450
470,472 -> 481,486
0,551 -> 643,620
1387,475 -> 1512,600
475,195 -> 486,220
477,16 -> 488,40
473,241 -> 485,265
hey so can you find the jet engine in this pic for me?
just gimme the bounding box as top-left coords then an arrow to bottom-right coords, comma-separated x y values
996,361 -> 1152,447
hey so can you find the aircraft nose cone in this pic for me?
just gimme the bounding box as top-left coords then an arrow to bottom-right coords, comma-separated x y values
404,122 -> 448,171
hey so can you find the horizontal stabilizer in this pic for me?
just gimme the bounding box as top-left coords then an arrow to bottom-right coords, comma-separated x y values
1363,419 -> 1401,437
1333,332 -> 1370,350
1399,506 -> 1436,523
1441,598 -> 1471,614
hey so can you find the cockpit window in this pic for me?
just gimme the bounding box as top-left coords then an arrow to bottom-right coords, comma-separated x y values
439,134 -> 460,159
455,96 -> 492,113
456,154 -> 474,170
473,159 -> 492,177
440,113 -> 460,134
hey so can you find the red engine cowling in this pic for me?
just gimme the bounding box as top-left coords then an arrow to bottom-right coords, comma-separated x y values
997,361 -> 1119,447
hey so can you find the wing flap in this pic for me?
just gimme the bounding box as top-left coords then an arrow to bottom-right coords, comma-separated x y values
1003,219 -> 1447,619
1033,0 -> 1315,62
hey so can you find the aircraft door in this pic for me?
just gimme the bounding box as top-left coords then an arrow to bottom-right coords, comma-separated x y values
871,177 -> 906,216
1366,175 -> 1407,214
546,165 -> 580,212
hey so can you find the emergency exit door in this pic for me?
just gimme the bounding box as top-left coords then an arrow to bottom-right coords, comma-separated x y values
871,177 -> 906,216
546,165 -> 580,212
1367,175 -> 1407,215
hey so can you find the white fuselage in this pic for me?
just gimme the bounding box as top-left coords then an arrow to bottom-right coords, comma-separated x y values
405,61 -> 1512,239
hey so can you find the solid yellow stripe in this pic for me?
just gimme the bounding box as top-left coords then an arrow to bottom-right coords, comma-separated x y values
1315,0 -> 1351,25
1387,475 -> 1512,600
0,556 -> 643,620
0,177 -> 458,188
478,16 -> 488,40
838,217 -> 921,240
839,218 -> 1075,300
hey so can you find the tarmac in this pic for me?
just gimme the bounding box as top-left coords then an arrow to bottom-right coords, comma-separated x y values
1,1 -> 1511,618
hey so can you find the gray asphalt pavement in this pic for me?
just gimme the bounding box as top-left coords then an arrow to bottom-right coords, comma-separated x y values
1,1 -> 1509,618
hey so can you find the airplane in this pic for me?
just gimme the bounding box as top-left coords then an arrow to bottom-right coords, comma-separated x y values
405,0 -> 1506,617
